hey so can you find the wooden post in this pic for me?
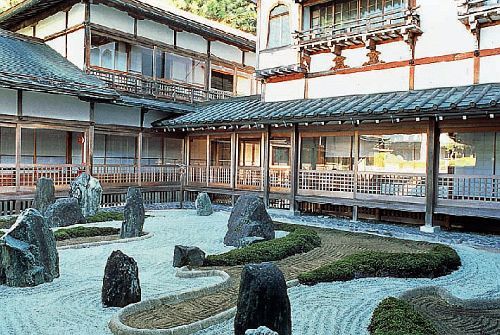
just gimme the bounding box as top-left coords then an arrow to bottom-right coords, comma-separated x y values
262,126 -> 270,207
230,132 -> 237,190
206,135 -> 210,187
290,124 -> 300,214
352,131 -> 359,222
137,132 -> 143,186
86,125 -> 95,175
15,124 -> 21,193
422,118 -> 440,233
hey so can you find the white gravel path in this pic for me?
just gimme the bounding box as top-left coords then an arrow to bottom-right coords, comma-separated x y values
0,210 -> 233,335
1,209 -> 499,335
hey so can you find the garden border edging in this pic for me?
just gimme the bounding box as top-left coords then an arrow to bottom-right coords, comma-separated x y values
57,232 -> 153,250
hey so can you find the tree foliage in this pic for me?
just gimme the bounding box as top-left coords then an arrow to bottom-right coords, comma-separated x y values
0,0 -> 22,12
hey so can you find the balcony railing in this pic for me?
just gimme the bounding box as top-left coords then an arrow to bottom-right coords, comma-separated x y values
237,167 -> 262,190
438,174 -> 499,203
141,165 -> 182,185
209,166 -> 232,187
458,0 -> 500,15
299,170 -> 354,197
294,7 -> 421,51
88,67 -> 234,103
93,164 -> 138,185
357,172 -> 426,200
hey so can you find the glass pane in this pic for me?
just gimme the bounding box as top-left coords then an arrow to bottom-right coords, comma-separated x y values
193,60 -> 206,86
189,138 -> 207,165
271,4 -> 288,16
71,132 -> 84,165
141,47 -> 154,77
130,46 -> 142,73
210,139 -> 231,166
35,129 -> 67,165
106,135 -> 136,165
280,14 -> 291,46
0,127 -> 15,164
115,42 -> 127,72
165,138 -> 183,164
155,50 -> 165,79
268,16 -> 281,48
239,140 -> 261,167
142,137 -> 163,166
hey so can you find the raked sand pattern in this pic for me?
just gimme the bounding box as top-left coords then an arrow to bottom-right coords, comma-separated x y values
0,209 -> 499,335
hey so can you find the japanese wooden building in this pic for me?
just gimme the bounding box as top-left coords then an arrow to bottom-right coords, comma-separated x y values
0,0 -> 499,231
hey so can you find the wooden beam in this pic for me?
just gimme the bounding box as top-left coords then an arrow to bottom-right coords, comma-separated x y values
15,124 -> 21,192
206,134 -> 210,187
424,118 -> 439,230
262,127 -> 270,207
230,132 -> 237,190
290,124 -> 300,214
137,132 -> 143,186
86,125 -> 95,175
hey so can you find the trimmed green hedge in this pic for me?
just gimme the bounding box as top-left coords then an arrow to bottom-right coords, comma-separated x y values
86,211 -> 124,223
54,226 -> 120,241
298,245 -> 461,285
0,216 -> 16,230
204,227 -> 321,266
368,297 -> 438,335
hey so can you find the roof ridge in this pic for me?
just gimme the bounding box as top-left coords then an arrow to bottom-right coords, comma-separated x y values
0,27 -> 44,44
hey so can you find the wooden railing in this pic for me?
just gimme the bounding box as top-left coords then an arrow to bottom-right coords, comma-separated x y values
299,170 -> 354,197
188,165 -> 207,185
19,164 -> 85,187
294,7 -> 420,49
237,167 -> 262,190
93,164 -> 138,185
438,174 -> 499,202
141,165 -> 182,185
0,165 -> 16,188
357,172 -> 426,198
458,0 -> 500,15
209,166 -> 232,186
88,67 -> 233,103
269,168 -> 291,190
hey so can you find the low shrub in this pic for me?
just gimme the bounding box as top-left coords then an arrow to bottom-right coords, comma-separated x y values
298,244 -> 461,285
0,216 -> 17,230
368,297 -> 438,335
54,226 -> 120,241
86,211 -> 124,223
204,227 -> 321,266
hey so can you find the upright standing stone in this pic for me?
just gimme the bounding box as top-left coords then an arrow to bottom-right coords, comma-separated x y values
0,209 -> 59,287
224,195 -> 275,247
235,263 -> 291,335
33,178 -> 55,214
44,198 -> 86,228
120,188 -> 145,238
173,245 -> 206,268
195,192 -> 213,216
69,173 -> 102,218
102,250 -> 141,307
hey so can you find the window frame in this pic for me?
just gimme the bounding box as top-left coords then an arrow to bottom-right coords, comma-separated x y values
267,4 -> 292,49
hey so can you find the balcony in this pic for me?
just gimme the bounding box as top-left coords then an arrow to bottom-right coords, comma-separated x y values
88,67 -> 234,103
293,7 -> 421,52
457,0 -> 500,27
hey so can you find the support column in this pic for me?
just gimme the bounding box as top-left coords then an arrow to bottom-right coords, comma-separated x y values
351,130 -> 359,222
15,124 -> 21,193
206,135 -> 210,187
262,126 -> 270,207
230,132 -> 237,190
137,132 -> 143,187
422,118 -> 440,233
290,124 -> 300,215
86,125 -> 95,175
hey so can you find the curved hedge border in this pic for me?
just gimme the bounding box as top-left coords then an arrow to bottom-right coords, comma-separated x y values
368,297 -> 438,335
204,227 -> 321,267
298,244 -> 461,285
54,226 -> 120,241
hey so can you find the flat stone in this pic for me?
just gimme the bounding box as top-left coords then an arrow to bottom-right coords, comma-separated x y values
0,209 -> 59,287
33,178 -> 55,215
102,250 -> 141,308
120,188 -> 145,239
69,173 -> 102,218
224,195 -> 275,247
195,192 -> 213,216
234,262 -> 291,335
45,198 -> 86,228
245,326 -> 279,335
173,245 -> 205,268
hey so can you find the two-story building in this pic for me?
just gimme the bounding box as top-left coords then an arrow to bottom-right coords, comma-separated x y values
0,0 -> 258,212
154,0 -> 500,232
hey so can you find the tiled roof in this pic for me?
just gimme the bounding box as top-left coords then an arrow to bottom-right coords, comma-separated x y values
155,83 -> 500,128
0,29 -> 116,99
117,95 -> 195,113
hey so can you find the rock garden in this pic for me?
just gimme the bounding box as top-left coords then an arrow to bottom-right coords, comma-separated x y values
0,189 -> 499,335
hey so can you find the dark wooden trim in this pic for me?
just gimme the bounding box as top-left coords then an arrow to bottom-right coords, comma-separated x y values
290,124 -> 300,213
424,118 -> 439,227
16,90 -> 22,117
262,126 -> 270,207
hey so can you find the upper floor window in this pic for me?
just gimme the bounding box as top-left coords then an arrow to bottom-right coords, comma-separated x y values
268,5 -> 291,49
211,70 -> 234,92
311,0 -> 408,29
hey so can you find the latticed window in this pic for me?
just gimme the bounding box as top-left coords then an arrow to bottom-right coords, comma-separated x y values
268,5 -> 291,48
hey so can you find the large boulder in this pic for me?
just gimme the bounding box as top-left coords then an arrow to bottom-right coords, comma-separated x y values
120,188 -> 145,239
0,209 -> 59,287
44,198 -> 86,228
235,263 -> 291,335
173,245 -> 205,268
69,173 -> 102,218
224,195 -> 275,247
33,177 -> 55,214
195,192 -> 213,216
102,250 -> 141,308
245,327 -> 279,335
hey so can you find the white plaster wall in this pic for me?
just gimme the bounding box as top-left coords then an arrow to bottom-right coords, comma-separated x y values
414,59 -> 474,90
17,26 -> 33,37
310,53 -> 333,73
90,4 -> 134,34
264,79 -> 305,102
259,48 -> 299,69
0,88 -> 17,116
68,3 -> 86,27
414,0 -> 476,58
137,20 -> 174,45
308,67 -> 410,99
481,25 -> 500,50
342,48 -> 368,68
377,41 -> 412,63
35,12 -> 66,39
67,29 -> 86,69
211,41 -> 242,64
177,32 -> 207,54
94,103 -> 141,127
245,52 -> 257,67
46,36 -> 66,58
237,76 -> 252,96
480,55 -> 500,84
23,92 -> 90,121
